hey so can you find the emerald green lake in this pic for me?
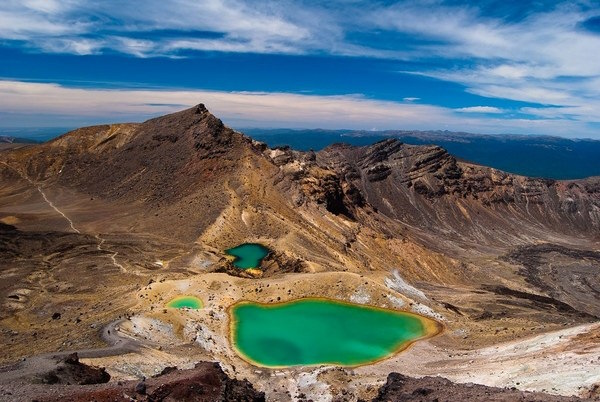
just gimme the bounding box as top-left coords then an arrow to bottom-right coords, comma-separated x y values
225,243 -> 269,269
230,298 -> 439,367
166,296 -> 203,309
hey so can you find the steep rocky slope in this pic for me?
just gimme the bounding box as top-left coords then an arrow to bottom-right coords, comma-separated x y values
1,105 -> 263,241
315,139 -> 600,246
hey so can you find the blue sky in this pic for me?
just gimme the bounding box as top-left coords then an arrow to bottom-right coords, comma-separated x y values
1,0 -> 600,138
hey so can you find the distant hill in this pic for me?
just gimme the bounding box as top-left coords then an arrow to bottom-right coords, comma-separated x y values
0,127 -> 74,143
0,135 -> 40,144
241,128 -> 600,180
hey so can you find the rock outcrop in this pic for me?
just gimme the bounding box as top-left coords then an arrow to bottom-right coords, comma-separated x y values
314,138 -> 600,246
372,373 -> 589,402
36,353 -> 110,385
15,362 -> 265,402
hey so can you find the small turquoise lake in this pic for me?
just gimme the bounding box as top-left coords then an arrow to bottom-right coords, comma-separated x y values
225,243 -> 270,269
166,296 -> 203,309
230,298 -> 440,367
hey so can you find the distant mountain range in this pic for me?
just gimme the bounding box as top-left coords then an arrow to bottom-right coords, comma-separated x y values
241,128 -> 600,180
5,125 -> 600,179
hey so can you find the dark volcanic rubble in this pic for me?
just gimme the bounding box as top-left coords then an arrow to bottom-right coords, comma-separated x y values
372,373 -> 592,402
2,362 -> 265,402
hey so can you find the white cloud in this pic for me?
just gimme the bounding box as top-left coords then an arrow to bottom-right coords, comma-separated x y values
0,80 -> 597,138
470,85 -> 572,105
21,0 -> 65,14
0,80 -> 452,127
382,3 -> 600,125
1,1 -> 600,73
0,0 -> 321,56
2,1 -> 599,82
36,37 -> 104,55
455,106 -> 503,114
0,0 -> 90,39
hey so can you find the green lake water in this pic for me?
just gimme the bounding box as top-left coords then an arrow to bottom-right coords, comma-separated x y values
166,296 -> 203,309
225,243 -> 270,269
230,298 -> 437,367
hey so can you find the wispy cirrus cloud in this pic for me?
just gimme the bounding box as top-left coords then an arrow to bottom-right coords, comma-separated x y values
456,106 -> 504,114
373,1 -> 600,127
0,0 -> 324,56
1,1 -> 600,136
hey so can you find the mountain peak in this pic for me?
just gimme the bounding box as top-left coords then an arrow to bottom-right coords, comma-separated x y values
194,103 -> 207,113
144,103 -> 212,127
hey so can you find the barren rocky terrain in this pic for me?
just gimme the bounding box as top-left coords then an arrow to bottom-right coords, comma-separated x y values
1,105 -> 599,401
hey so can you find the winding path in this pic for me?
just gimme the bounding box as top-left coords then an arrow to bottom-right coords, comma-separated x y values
0,162 -> 140,381
1,161 -> 80,233
95,234 -> 126,273
1,161 -> 125,272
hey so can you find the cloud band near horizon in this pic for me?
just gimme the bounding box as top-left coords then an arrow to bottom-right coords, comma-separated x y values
0,80 -> 595,138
